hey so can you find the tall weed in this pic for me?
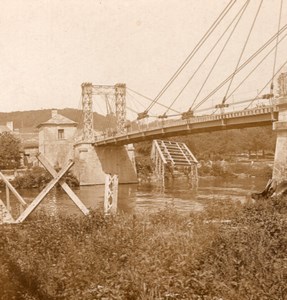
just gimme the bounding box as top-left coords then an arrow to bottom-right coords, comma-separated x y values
0,198 -> 286,299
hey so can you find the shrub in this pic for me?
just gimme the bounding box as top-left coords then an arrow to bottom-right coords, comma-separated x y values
135,156 -> 153,178
0,132 -> 21,170
8,167 -> 79,189
0,197 -> 286,299
11,166 -> 52,189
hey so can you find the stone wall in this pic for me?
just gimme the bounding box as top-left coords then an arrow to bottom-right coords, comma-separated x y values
38,125 -> 77,168
73,142 -> 137,185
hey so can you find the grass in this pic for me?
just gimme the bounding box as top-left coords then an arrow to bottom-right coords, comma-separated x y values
0,197 -> 287,299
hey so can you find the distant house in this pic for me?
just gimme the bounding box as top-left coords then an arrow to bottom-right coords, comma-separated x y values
37,109 -> 78,168
18,130 -> 39,167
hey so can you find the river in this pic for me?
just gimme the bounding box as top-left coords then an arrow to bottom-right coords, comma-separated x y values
1,176 -> 268,219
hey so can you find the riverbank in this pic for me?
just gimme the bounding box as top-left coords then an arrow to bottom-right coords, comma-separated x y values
0,166 -> 79,189
137,157 -> 273,183
0,159 -> 272,190
1,196 -> 286,299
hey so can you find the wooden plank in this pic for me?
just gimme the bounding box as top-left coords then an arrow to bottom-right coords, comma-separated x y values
153,140 -> 167,164
183,143 -> 198,164
0,172 -> 27,206
37,154 -> 89,216
16,160 -> 74,223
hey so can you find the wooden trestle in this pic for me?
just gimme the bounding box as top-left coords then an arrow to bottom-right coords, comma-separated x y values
151,140 -> 198,187
0,154 -> 89,224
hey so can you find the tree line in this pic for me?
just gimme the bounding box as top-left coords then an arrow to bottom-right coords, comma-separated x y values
0,125 -> 276,171
135,126 -> 276,160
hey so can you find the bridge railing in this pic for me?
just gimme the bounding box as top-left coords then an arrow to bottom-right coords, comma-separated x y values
94,104 -> 278,142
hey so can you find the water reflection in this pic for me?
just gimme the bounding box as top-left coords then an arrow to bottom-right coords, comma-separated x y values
1,176 -> 267,217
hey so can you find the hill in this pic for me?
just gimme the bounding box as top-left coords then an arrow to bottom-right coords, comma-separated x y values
0,108 -> 110,132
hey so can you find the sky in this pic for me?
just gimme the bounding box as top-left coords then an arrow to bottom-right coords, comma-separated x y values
0,0 -> 287,119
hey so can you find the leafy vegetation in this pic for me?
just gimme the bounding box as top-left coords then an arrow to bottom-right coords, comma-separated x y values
0,196 -> 286,299
0,132 -> 21,170
183,126 -> 276,160
135,126 -> 276,160
0,166 -> 79,189
135,126 -> 275,179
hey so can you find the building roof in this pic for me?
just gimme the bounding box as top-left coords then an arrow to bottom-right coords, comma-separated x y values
37,111 -> 77,128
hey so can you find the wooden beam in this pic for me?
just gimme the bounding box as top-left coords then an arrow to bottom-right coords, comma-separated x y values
6,185 -> 10,212
16,160 -> 74,223
37,154 -> 89,216
0,172 -> 27,206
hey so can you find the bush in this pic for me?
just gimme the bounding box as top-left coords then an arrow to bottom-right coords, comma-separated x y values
0,132 -> 21,170
0,197 -> 286,299
135,156 -> 153,178
7,166 -> 79,189
11,166 -> 52,189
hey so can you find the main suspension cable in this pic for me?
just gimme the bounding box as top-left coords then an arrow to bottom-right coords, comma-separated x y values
127,87 -> 180,113
223,0 -> 263,103
190,0 -> 250,110
245,58 -> 287,110
143,0 -> 237,114
270,0 -> 284,95
192,24 -> 287,111
163,0 -> 249,116
225,32 -> 287,104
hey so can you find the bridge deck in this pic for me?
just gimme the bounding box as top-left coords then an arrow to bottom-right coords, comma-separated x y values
94,106 -> 278,146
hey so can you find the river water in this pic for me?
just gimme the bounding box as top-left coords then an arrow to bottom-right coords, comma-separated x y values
2,176 -> 268,218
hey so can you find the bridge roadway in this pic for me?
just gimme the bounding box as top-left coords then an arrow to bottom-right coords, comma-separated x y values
94,105 -> 279,147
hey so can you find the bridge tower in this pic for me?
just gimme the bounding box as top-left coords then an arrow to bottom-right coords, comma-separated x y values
115,83 -> 127,134
272,72 -> 287,183
73,82 -> 137,185
81,83 -> 94,142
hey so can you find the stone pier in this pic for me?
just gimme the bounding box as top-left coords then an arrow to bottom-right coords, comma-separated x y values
272,73 -> 287,183
73,142 -> 138,185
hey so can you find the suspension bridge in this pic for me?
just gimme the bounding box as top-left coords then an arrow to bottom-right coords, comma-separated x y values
1,0 -> 287,224
72,0 -> 287,185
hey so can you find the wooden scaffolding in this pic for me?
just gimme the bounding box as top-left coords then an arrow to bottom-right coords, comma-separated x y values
151,140 -> 198,187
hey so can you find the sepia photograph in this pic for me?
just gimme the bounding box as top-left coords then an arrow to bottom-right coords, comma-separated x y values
0,0 -> 287,299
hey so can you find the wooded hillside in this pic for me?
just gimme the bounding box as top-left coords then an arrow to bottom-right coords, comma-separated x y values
0,109 -> 108,131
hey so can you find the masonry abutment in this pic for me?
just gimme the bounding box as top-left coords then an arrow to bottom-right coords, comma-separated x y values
273,96 -> 287,183
73,142 -> 137,185
272,73 -> 287,184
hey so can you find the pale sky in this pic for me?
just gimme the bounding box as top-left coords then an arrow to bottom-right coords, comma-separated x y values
0,0 -> 286,118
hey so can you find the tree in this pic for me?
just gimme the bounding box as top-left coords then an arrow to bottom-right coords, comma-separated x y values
241,127 -> 276,158
0,132 -> 21,170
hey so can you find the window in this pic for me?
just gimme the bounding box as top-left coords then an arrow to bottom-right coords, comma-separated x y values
58,129 -> 64,140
